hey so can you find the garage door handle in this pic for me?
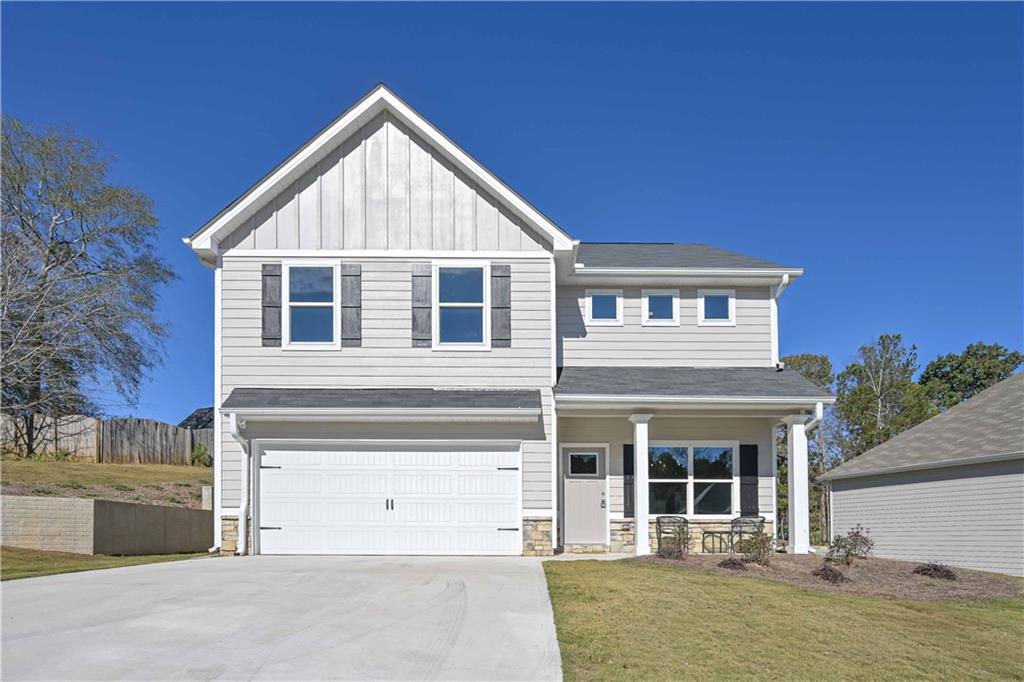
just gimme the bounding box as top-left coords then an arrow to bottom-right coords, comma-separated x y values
497,527 -> 520,532
497,467 -> 519,471
260,526 -> 281,530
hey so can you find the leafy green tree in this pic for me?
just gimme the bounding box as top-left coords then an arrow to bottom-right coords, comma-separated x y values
834,334 -> 936,461
920,342 -> 1023,409
1,116 -> 174,455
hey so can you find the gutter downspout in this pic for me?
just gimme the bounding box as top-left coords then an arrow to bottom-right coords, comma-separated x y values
228,413 -> 250,556
773,273 -> 791,300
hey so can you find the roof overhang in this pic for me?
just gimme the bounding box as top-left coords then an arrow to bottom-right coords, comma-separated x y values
220,406 -> 541,423
561,266 -> 804,287
555,393 -> 832,414
819,450 -> 1024,482
185,84 -> 574,263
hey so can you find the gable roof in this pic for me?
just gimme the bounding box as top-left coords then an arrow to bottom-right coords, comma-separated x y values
820,373 -> 1024,482
185,84 -> 574,261
576,243 -> 796,271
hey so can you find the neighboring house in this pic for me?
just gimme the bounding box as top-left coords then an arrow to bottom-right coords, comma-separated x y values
821,374 -> 1024,576
178,407 -> 214,430
184,84 -> 832,557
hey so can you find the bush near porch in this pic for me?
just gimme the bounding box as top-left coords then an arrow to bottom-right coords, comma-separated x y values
543,558 -> 1024,681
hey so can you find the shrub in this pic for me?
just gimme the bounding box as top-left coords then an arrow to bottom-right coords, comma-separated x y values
191,443 -> 211,467
736,531 -> 773,566
913,562 -> 957,581
167,494 -> 183,505
718,556 -> 747,571
827,525 -> 874,566
813,562 -> 850,584
656,524 -> 694,560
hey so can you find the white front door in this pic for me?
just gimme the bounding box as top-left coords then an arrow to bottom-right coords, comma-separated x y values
562,446 -> 608,545
257,445 -> 522,555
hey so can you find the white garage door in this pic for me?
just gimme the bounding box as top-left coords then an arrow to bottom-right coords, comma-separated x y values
257,446 -> 522,555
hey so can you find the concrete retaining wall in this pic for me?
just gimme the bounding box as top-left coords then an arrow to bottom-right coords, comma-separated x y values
1,496 -> 212,555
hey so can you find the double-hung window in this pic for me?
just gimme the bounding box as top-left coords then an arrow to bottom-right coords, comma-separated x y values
642,289 -> 679,326
698,289 -> 736,326
585,289 -> 622,326
648,442 -> 738,517
433,263 -> 490,349
282,262 -> 340,349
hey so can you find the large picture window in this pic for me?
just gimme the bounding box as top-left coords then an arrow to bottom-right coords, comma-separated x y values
433,263 -> 490,348
282,262 -> 340,349
648,442 -> 738,517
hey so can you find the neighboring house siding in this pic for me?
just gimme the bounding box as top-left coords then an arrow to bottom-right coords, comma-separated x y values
557,286 -> 772,367
218,255 -> 553,510
831,458 -> 1024,576
557,416 -> 776,517
218,111 -> 548,253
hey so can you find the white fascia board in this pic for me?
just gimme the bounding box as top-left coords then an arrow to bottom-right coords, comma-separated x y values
819,450 -> 1024,482
563,268 -> 804,288
222,406 -> 542,423
186,85 -> 573,257
555,394 -> 835,411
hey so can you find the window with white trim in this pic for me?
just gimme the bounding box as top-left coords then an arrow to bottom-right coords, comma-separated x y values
585,289 -> 622,326
282,262 -> 340,349
568,452 -> 599,477
433,263 -> 490,348
642,289 -> 679,326
648,443 -> 738,517
698,289 -> 736,326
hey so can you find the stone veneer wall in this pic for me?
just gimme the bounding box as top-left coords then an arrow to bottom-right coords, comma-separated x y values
522,517 -> 554,556
221,516 -> 239,555
605,518 -> 775,554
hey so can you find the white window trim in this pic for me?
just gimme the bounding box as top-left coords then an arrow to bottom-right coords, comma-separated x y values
432,260 -> 491,351
697,289 -> 736,327
641,289 -> 680,326
281,260 -> 342,351
567,451 -> 602,479
585,289 -> 623,326
647,440 -> 740,520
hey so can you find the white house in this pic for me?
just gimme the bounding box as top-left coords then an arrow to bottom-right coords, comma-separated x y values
184,84 -> 832,557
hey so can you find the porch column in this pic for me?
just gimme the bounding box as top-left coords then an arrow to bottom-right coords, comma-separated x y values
630,413 -> 654,556
785,417 -> 811,554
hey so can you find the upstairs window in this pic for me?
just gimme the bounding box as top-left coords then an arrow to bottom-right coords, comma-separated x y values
698,289 -> 736,327
283,262 -> 340,348
642,289 -> 679,326
434,264 -> 490,348
585,289 -> 622,326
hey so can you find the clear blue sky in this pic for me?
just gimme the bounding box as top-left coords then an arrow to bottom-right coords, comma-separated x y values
3,2 -> 1021,423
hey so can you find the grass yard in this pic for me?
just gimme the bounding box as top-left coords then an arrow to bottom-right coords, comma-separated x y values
1,546 -> 206,581
1,460 -> 212,508
544,559 -> 1024,681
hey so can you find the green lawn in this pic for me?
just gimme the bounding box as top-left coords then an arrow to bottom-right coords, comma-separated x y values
1,546 -> 206,581
544,559 -> 1024,681
1,460 -> 211,487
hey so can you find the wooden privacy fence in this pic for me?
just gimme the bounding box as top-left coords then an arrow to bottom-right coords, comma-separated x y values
2,414 -> 213,466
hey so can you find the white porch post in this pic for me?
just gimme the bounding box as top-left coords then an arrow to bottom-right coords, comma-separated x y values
630,414 -> 654,556
785,417 -> 811,554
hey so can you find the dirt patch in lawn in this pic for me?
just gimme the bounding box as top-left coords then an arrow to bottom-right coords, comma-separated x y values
1,481 -> 206,509
635,553 -> 1024,602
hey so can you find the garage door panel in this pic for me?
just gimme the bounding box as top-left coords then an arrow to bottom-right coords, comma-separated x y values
458,473 -> 518,496
326,473 -> 387,494
455,501 -> 519,523
323,451 -> 389,467
392,473 -> 452,495
261,473 -> 323,495
326,501 -> 389,522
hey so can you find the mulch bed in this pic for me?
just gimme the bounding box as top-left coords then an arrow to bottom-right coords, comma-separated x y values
636,553 -> 1024,602
1,482 -> 206,509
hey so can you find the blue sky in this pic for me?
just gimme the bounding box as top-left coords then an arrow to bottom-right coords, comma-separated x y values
3,2 -> 1021,423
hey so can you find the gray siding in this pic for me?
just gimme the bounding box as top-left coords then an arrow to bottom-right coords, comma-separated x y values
218,112 -> 548,253
219,256 -> 553,510
831,458 -> 1024,576
557,416 -> 776,517
557,286 -> 772,367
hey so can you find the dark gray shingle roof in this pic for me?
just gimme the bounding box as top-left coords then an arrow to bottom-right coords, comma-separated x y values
820,373 -> 1024,481
555,366 -> 831,400
576,243 -> 793,270
221,387 -> 542,411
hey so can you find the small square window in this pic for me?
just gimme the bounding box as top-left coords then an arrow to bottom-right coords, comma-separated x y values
569,453 -> 599,476
642,289 -> 679,326
586,290 -> 622,325
698,290 -> 735,326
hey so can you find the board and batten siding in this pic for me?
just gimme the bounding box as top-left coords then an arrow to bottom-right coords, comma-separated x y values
830,458 -> 1024,576
557,416 -> 776,517
218,111 -> 548,254
218,256 -> 554,511
557,286 -> 773,367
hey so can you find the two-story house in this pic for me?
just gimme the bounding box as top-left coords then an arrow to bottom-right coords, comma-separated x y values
185,85 -> 832,558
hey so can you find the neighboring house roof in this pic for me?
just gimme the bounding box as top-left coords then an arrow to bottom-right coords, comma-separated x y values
222,387 -> 542,412
185,84 -> 574,261
178,407 -> 214,429
820,373 -> 1024,482
554,366 -> 832,403
576,243 -> 793,271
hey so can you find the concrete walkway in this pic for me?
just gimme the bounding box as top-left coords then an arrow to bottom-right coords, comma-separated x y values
1,556 -> 562,681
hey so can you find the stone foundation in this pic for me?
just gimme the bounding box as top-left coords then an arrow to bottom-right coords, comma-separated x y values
648,519 -> 775,554
221,516 -> 239,555
576,518 -> 776,555
564,543 -> 609,554
610,519 -> 635,553
522,517 -> 554,556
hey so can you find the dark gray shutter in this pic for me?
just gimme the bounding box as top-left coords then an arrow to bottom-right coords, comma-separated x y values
411,263 -> 432,347
261,264 -> 281,347
739,444 -> 759,516
340,264 -> 361,347
491,264 -> 511,347
623,444 -> 635,518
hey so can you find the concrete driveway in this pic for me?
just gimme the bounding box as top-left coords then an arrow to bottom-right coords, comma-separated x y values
1,556 -> 562,681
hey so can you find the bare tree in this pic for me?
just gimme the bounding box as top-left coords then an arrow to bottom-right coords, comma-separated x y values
1,116 -> 175,456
